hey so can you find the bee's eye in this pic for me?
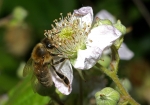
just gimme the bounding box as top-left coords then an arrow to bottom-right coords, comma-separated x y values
48,44 -> 51,48
47,43 -> 54,49
46,43 -> 55,49
42,38 -> 54,49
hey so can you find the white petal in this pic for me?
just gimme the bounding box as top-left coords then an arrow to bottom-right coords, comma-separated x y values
74,47 -> 102,70
74,25 -> 122,70
73,6 -> 93,26
87,25 -> 122,50
95,10 -> 116,23
118,43 -> 134,60
51,59 -> 73,95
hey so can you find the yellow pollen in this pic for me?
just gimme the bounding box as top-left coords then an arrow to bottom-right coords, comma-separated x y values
58,27 -> 74,39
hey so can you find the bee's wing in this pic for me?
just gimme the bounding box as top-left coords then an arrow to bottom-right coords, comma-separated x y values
31,73 -> 55,96
31,74 -> 38,93
23,58 -> 33,77
23,58 -> 39,92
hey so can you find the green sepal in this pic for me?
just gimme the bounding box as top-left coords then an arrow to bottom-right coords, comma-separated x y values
114,36 -> 124,50
93,18 -> 112,28
113,20 -> 126,35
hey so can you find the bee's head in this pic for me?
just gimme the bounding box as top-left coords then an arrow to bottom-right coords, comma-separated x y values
42,38 -> 55,49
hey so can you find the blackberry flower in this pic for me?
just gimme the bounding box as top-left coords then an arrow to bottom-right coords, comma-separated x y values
44,7 -> 126,95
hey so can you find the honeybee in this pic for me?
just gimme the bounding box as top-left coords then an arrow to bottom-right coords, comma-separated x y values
23,37 -> 72,91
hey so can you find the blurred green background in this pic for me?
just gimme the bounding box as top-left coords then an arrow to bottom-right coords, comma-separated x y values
0,0 -> 150,105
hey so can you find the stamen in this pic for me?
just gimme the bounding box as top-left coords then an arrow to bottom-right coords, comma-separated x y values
44,12 -> 90,58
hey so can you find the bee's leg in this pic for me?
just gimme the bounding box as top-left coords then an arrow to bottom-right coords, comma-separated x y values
51,65 -> 70,86
51,58 -> 68,73
52,58 -> 66,65
51,57 -> 70,89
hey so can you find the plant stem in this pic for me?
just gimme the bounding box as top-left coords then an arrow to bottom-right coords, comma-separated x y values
96,63 -> 140,105
79,76 -> 83,105
132,0 -> 150,28
49,93 -> 64,105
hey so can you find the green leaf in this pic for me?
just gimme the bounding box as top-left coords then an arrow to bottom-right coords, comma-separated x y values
5,76 -> 50,105
0,74 -> 18,93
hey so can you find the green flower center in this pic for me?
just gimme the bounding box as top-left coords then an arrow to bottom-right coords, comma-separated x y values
58,27 -> 74,39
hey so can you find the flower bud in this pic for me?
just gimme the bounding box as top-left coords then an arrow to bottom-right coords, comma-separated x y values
95,87 -> 120,105
12,6 -> 28,23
